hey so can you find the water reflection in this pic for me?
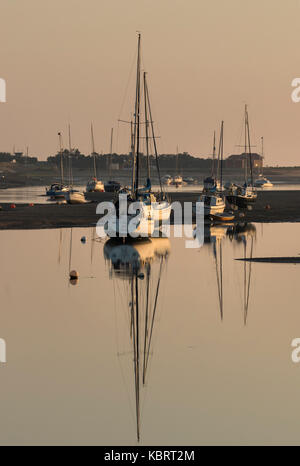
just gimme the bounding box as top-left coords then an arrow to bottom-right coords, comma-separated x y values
202,222 -> 256,324
104,237 -> 170,442
228,223 -> 256,325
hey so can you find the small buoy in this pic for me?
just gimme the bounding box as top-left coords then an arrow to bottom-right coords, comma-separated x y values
265,204 -> 271,210
10,204 -> 16,209
69,270 -> 79,280
81,236 -> 87,244
70,278 -> 79,286
29,203 -> 34,207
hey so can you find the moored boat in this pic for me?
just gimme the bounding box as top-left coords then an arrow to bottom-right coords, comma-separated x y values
195,122 -> 226,216
46,132 -> 72,198
254,174 -> 273,188
86,124 -> 105,193
106,34 -> 170,238
65,191 -> 86,204
254,137 -> 273,188
225,105 -> 257,208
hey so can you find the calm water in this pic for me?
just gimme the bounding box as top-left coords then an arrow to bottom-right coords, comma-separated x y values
0,223 -> 300,445
1,183 -> 300,204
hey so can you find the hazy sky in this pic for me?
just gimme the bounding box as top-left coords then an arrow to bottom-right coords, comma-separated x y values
1,0 -> 300,165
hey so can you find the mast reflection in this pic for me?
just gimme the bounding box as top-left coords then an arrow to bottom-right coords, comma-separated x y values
104,237 -> 170,442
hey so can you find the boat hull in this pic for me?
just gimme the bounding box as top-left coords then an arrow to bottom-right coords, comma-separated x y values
226,194 -> 257,208
86,179 -> 105,192
65,192 -> 86,204
152,201 -> 172,221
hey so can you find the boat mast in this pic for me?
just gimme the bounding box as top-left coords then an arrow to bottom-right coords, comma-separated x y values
261,136 -> 264,176
217,121 -> 224,189
144,75 -> 164,194
220,121 -> 224,189
134,33 -> 142,198
131,120 -> 135,193
109,127 -> 114,180
91,123 -> 97,179
246,106 -> 254,186
58,132 -> 64,185
211,131 -> 216,178
68,124 -> 73,188
244,105 -> 247,184
143,72 -> 150,183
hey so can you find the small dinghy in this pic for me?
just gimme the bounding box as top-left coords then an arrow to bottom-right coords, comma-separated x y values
210,212 -> 235,222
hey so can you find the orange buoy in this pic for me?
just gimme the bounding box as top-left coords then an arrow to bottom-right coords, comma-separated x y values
10,204 -> 16,209
29,203 -> 34,207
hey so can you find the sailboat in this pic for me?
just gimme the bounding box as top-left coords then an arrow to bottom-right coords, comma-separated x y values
226,105 -> 257,207
86,123 -> 105,193
64,125 -> 86,204
106,34 -> 171,238
104,128 -> 121,193
46,132 -> 71,198
195,122 -> 226,216
203,131 -> 218,192
104,236 -> 170,442
171,147 -> 183,187
254,137 -> 273,188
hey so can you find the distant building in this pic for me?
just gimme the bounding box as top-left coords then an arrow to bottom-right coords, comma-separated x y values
225,153 -> 263,169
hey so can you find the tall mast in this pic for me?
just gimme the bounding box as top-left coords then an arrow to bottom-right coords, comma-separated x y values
58,132 -> 64,185
261,136 -> 264,176
109,127 -> 114,180
217,121 -> 224,188
68,124 -> 73,187
131,120 -> 135,193
211,131 -> 216,177
246,106 -> 254,185
176,146 -> 179,176
244,104 -> 248,183
143,72 -> 150,183
144,75 -> 163,194
91,123 -> 97,178
220,121 -> 224,189
134,33 -> 141,198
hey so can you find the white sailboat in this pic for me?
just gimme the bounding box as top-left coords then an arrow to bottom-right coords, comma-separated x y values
64,125 -> 86,204
46,132 -> 71,198
86,123 -> 105,193
254,137 -> 273,188
170,148 -> 183,187
104,237 -> 170,442
195,122 -> 226,216
107,34 -> 171,238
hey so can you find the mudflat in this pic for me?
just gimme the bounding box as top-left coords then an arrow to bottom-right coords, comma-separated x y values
0,190 -> 299,230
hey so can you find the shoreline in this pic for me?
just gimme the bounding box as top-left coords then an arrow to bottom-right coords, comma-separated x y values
0,190 -> 299,230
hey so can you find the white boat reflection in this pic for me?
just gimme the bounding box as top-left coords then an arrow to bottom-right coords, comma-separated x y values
104,237 -> 170,442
